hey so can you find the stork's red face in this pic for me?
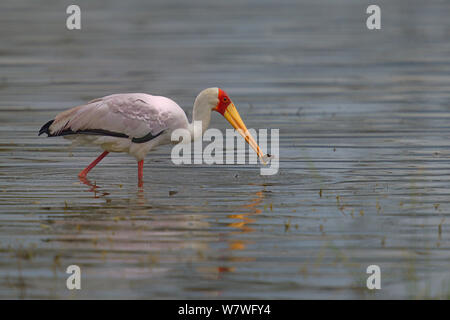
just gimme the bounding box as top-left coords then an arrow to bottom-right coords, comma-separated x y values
214,88 -> 232,115
213,88 -> 266,163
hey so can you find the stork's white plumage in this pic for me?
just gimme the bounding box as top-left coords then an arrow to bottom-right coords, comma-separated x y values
39,87 -> 266,187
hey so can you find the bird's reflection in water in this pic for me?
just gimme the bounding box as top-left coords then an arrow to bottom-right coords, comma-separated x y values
228,190 -> 264,235
227,187 -> 264,249
54,180 -> 215,282
74,178 -> 266,290
199,186 -> 266,280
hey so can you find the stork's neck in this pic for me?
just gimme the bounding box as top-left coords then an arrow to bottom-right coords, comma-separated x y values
188,98 -> 212,141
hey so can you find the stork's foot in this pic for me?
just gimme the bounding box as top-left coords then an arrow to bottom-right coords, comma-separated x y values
78,175 -> 91,186
78,176 -> 98,190
78,170 -> 88,179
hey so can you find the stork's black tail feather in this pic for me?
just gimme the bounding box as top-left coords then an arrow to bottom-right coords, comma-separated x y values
38,120 -> 54,136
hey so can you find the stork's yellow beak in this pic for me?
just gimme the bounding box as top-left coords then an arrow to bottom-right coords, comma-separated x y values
222,102 -> 267,164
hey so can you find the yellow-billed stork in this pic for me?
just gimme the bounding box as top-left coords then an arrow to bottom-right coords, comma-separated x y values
39,88 -> 267,187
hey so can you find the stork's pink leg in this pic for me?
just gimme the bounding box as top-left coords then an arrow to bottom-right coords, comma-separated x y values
78,151 -> 109,178
138,160 -> 144,187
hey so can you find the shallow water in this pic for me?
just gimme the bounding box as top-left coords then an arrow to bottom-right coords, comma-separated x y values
1,0 -> 450,299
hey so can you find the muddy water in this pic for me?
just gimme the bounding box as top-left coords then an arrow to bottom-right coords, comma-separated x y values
1,0 -> 450,299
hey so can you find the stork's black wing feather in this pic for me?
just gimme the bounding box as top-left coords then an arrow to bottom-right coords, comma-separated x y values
38,119 -> 164,143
